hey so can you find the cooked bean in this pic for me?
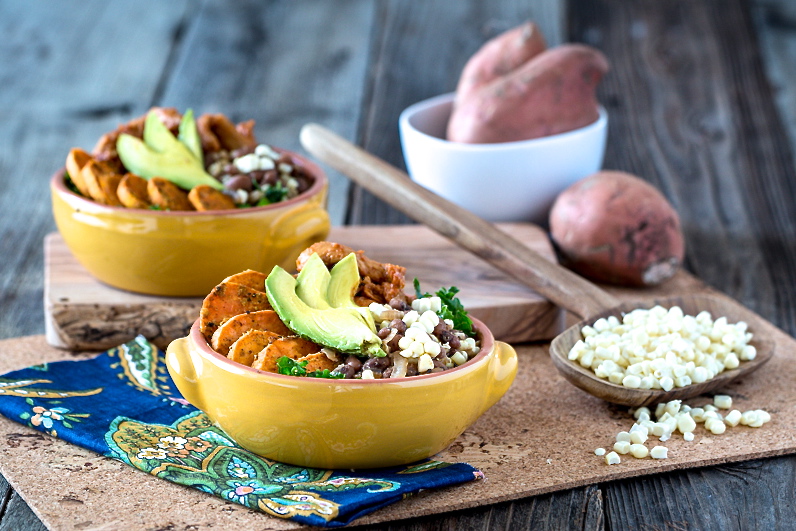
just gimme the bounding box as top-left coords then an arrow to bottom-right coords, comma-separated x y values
377,327 -> 392,339
225,174 -> 253,192
389,319 -> 407,334
345,355 -> 362,371
389,298 -> 411,311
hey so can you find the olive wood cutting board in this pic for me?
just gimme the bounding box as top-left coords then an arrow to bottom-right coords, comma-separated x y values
2,270 -> 795,530
44,223 -> 563,351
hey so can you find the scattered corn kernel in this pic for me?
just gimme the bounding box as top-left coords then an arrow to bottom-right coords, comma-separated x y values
605,451 -> 621,465
630,431 -> 648,444
714,395 -> 733,409
616,431 -> 632,443
724,409 -> 743,427
629,443 -> 649,458
613,441 -> 631,454
683,432 -> 695,442
595,448 -> 606,456
650,446 -> 669,459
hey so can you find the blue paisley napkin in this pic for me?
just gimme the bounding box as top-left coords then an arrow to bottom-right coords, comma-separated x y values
0,336 -> 482,527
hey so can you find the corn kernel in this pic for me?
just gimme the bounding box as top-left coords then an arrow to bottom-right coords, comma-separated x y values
629,443 -> 649,458
714,395 -> 732,410
650,446 -> 669,459
594,448 -> 606,456
605,451 -> 621,465
613,441 -> 631,454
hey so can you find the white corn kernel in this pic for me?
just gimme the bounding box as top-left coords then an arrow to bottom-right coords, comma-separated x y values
724,409 -> 742,427
616,431 -> 632,443
683,432 -> 695,442
595,448 -> 606,456
417,354 -> 434,373
633,407 -> 652,420
605,451 -> 621,465
613,441 -> 631,454
361,369 -> 375,380
630,431 -> 648,444
705,417 -> 726,434
450,352 -> 468,366
676,413 -> 697,434
713,395 -> 732,409
629,443 -> 649,459
650,446 -> 669,459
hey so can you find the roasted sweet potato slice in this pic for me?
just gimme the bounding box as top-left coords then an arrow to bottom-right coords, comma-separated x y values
210,309 -> 292,355
81,160 -> 123,206
298,352 -> 339,373
65,148 -> 93,196
222,270 -> 269,293
252,336 -> 321,373
147,177 -> 194,211
227,330 -> 281,366
199,281 -> 273,337
197,113 -> 257,152
188,184 -> 236,211
117,173 -> 151,209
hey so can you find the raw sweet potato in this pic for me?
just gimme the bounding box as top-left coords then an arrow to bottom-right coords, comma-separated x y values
117,173 -> 151,209
447,44 -> 609,143
210,309 -> 292,355
454,21 -> 546,104
549,171 -> 685,287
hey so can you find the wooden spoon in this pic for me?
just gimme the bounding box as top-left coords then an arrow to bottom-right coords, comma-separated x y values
299,123 -> 773,407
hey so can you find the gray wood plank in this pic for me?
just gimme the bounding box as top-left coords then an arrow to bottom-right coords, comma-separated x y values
568,0 -> 796,529
158,0 -> 376,226
349,0 -> 564,225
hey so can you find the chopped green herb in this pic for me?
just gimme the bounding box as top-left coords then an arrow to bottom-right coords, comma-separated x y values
148,204 -> 162,210
275,356 -> 343,378
413,279 -> 474,336
276,356 -> 308,376
64,173 -> 82,196
264,182 -> 288,203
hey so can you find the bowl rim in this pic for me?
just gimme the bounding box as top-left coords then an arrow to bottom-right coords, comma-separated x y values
399,91 -> 608,151
51,147 -> 328,216
187,315 -> 495,385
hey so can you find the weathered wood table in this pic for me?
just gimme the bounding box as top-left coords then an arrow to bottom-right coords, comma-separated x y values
3,0 -> 796,528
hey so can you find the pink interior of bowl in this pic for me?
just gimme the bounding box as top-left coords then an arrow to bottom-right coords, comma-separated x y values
189,315 -> 495,384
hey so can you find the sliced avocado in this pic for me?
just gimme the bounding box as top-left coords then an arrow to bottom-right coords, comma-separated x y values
178,109 -> 203,162
266,266 -> 385,357
117,110 -> 222,191
295,253 -> 332,310
328,253 -> 377,331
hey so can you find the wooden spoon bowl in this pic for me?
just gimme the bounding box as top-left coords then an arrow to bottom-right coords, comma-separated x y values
549,293 -> 773,406
299,123 -> 775,406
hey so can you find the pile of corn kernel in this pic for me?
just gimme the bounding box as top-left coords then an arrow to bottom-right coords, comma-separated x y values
596,395 -> 772,465
568,306 -> 756,391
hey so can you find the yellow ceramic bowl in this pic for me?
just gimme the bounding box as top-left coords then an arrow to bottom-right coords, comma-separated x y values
51,150 -> 331,297
166,317 -> 518,469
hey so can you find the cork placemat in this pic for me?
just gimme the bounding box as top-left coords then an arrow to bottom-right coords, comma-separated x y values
1,272 -> 795,529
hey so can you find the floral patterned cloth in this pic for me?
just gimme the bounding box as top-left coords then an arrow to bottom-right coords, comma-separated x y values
0,336 -> 482,527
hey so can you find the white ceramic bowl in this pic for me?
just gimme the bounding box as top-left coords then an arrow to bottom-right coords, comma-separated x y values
399,92 -> 608,224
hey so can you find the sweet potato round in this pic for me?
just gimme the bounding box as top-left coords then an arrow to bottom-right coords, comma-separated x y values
549,171 -> 685,287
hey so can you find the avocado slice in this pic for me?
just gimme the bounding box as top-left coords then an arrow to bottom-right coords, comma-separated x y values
265,265 -> 385,357
327,253 -> 377,331
117,110 -> 222,191
295,253 -> 332,310
178,109 -> 203,162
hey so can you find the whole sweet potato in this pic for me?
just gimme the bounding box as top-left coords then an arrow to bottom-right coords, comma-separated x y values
549,171 -> 685,287
454,21 -> 547,104
447,44 -> 609,143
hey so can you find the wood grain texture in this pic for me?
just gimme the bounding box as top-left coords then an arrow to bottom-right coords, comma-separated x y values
44,224 -> 563,350
568,0 -> 796,528
348,0 -> 564,225
4,274 -> 796,529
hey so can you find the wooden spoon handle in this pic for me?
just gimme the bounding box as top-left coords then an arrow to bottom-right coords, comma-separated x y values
300,123 -> 619,319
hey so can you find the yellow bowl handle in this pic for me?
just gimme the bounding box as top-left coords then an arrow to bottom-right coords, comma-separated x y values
484,341 -> 518,410
165,337 -> 205,411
